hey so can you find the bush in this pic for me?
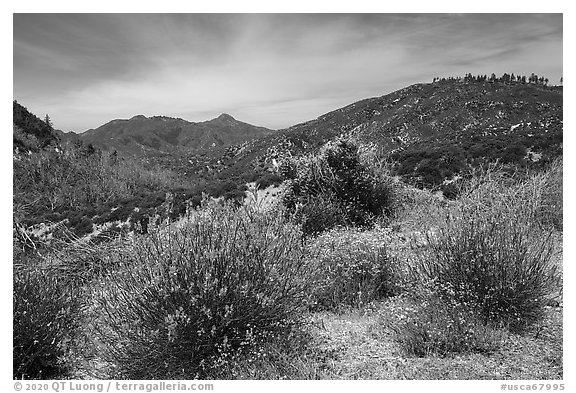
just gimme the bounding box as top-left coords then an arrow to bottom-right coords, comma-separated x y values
293,194 -> 348,237
222,188 -> 247,206
379,284 -> 504,357
209,179 -> 238,197
308,227 -> 400,310
392,145 -> 467,189
13,264 -> 81,379
281,138 -> 395,236
409,160 -> 563,332
532,158 -> 562,230
71,216 -> 94,237
255,172 -> 283,189
44,232 -> 122,285
94,201 -> 317,379
418,206 -> 559,331
441,182 -> 460,200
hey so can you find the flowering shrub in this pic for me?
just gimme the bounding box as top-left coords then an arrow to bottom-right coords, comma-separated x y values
293,195 -> 349,237
308,227 -> 400,310
13,263 -> 81,379
418,203 -> 559,331
281,138 -> 395,236
94,201 -> 317,379
532,158 -> 562,230
380,284 -> 504,357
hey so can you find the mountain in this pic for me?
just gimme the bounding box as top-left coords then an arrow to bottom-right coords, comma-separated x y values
73,113 -> 274,156
174,79 -> 562,190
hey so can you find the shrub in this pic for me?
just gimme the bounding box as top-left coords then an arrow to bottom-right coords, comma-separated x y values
71,216 -> 94,237
410,159 -> 563,332
392,145 -> 467,189
308,227 -> 400,310
418,206 -> 559,331
44,232 -> 122,285
256,172 -> 283,189
94,201 -> 317,379
281,138 -> 395,236
222,188 -> 247,206
502,144 -> 527,164
13,264 -> 81,379
293,194 -> 348,237
379,284 -> 504,357
441,182 -> 459,200
209,179 -> 238,197
531,157 -> 562,230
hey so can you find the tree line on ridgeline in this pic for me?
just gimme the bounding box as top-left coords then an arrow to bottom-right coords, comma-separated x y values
433,72 -> 561,86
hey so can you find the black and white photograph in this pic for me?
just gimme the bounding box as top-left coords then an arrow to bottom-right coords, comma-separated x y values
11,10 -> 564,386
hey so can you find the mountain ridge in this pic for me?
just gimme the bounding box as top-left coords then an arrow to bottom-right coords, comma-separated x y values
63,113 -> 275,156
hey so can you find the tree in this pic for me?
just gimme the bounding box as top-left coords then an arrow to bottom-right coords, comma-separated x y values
44,114 -> 53,131
86,143 -> 97,156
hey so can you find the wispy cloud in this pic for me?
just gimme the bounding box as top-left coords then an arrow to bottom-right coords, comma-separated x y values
13,14 -> 562,132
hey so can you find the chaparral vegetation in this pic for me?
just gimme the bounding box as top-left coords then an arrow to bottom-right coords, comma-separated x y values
14,76 -> 562,380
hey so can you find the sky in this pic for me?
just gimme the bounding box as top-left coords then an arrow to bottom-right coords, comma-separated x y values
13,13 -> 563,133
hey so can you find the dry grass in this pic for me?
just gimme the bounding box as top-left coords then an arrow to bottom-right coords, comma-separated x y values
303,302 -> 562,379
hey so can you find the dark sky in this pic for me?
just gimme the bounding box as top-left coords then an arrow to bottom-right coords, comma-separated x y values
13,14 -> 563,132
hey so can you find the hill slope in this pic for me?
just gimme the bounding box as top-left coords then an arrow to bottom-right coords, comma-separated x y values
179,80 -> 562,190
13,101 -> 60,151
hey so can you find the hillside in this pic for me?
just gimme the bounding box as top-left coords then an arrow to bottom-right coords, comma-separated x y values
171,79 -> 562,191
71,113 -> 274,156
13,101 -> 60,151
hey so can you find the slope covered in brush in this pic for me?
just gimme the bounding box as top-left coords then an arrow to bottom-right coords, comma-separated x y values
13,101 -> 60,151
181,79 -> 562,191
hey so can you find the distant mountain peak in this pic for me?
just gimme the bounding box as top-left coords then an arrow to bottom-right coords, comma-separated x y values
216,113 -> 235,121
74,110 -> 272,156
